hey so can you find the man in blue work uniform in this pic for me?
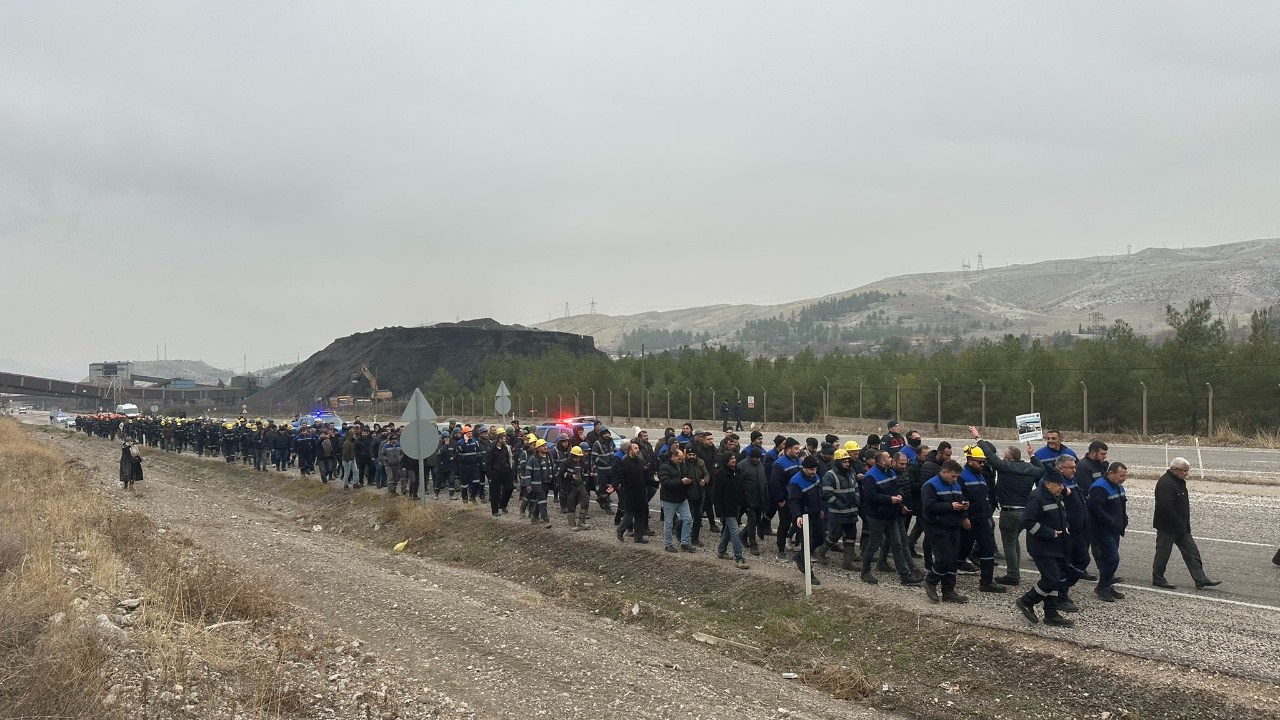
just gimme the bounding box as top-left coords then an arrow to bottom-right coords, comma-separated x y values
920,458 -> 970,603
960,445 -> 1006,593
1033,429 -> 1077,463
860,451 -> 925,586
788,455 -> 825,586
1088,461 -> 1129,602
1015,469 -> 1077,628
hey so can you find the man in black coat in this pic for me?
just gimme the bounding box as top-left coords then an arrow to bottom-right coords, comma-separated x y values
615,442 -> 650,543
1152,458 -> 1220,589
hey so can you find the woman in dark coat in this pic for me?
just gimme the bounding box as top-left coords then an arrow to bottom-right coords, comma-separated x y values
119,441 -> 143,489
615,442 -> 651,544
712,452 -> 749,568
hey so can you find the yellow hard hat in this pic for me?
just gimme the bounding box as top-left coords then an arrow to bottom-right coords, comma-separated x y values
832,448 -> 850,461
525,433 -> 537,443
495,427 -> 506,434
964,445 -> 986,460
535,439 -> 548,448
569,446 -> 584,457
843,440 -> 861,453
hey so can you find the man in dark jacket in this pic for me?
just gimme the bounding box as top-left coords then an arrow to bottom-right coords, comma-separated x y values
972,427 -> 1045,586
713,452 -> 749,568
1088,461 -> 1129,601
787,456 -> 824,585
768,438 -> 802,560
738,447 -> 768,556
659,449 -> 695,552
920,458 -> 969,604
733,400 -> 745,431
1152,458 -> 1220,589
860,451 -> 924,586
615,442 -> 650,544
816,448 -> 860,570
486,432 -> 515,516
1014,472 -> 1076,627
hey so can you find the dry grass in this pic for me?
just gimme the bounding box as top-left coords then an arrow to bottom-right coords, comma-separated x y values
99,510 -> 282,626
0,419 -> 299,718
805,662 -> 875,700
0,418 -> 110,718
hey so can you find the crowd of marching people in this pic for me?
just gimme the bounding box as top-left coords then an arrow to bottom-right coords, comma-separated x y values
75,411 -> 1249,628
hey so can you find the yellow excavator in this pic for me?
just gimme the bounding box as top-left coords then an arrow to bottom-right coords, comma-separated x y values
361,365 -> 393,400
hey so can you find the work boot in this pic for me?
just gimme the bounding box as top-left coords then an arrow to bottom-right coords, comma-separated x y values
1044,614 -> 1075,628
941,589 -> 970,604
876,559 -> 892,573
924,582 -> 940,603
680,544 -> 696,553
956,561 -> 978,575
1094,586 -> 1116,602
860,572 -> 879,585
616,527 -> 626,543
1108,587 -> 1125,600
995,575 -> 1020,586
979,582 -> 1008,593
1015,597 -> 1039,624
1056,597 -> 1079,613
1078,571 -> 1098,581
908,544 -> 923,559
814,542 -> 831,566
1152,577 -> 1175,589
1195,579 -> 1222,588
841,543 -> 859,571
979,559 -> 998,588
901,572 -> 925,586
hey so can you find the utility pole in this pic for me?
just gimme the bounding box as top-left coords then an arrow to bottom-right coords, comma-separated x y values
1080,381 -> 1088,434
640,344 -> 645,421
1140,381 -> 1148,438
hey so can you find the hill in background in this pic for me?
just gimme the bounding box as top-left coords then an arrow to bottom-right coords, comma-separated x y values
249,320 -> 605,411
537,238 -> 1280,353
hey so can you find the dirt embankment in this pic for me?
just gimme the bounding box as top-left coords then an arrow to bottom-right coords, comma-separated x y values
0,419 -> 476,720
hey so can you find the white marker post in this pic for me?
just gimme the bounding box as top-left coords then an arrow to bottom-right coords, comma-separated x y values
400,389 -> 439,510
801,516 -> 812,597
495,381 -> 512,424
1195,436 -> 1205,481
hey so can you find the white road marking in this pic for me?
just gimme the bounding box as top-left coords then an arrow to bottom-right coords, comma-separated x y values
1124,529 -> 1276,548
1017,568 -> 1280,612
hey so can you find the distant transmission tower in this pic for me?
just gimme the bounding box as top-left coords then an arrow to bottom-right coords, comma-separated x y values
1210,291 -> 1235,320
961,259 -> 971,275
564,302 -> 569,318
976,253 -> 984,271
590,298 -> 597,315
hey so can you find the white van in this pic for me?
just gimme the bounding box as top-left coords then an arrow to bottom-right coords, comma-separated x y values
115,403 -> 141,418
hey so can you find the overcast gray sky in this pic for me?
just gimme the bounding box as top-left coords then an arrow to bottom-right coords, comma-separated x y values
3,1 -> 1279,377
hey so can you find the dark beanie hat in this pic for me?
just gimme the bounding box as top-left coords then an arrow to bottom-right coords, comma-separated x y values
773,434 -> 787,445
749,447 -> 763,458
784,437 -> 800,448
750,430 -> 763,441
801,456 -> 819,469
717,451 -> 735,467
867,434 -> 881,446
824,434 -> 839,445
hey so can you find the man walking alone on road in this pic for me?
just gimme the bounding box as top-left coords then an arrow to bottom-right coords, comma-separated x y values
1152,457 -> 1221,589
